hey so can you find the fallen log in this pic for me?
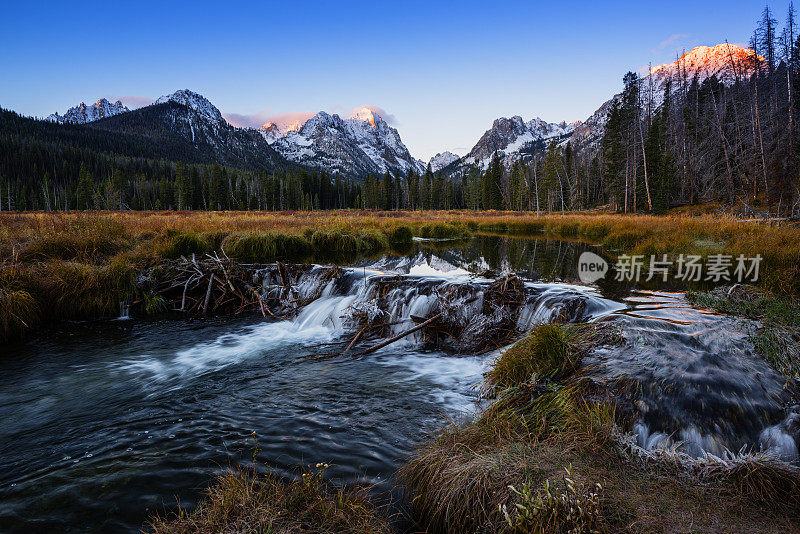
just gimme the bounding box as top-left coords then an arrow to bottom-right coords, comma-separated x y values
348,312 -> 443,357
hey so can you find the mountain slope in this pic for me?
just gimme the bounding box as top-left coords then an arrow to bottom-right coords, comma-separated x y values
154,89 -> 226,123
428,151 -> 460,172
90,100 -> 285,170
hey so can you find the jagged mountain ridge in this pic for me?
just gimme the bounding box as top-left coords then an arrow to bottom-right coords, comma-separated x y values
39,44 -> 761,180
443,43 -> 763,171
48,91 -> 423,178
88,99 -> 286,171
261,107 -> 424,177
467,116 -> 577,167
47,98 -> 129,124
437,116 -> 577,176
428,151 -> 460,172
154,89 -> 226,124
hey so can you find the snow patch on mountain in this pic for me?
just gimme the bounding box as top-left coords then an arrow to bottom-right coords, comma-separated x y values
47,98 -> 129,124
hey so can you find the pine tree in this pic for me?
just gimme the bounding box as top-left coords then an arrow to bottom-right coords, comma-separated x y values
76,163 -> 93,210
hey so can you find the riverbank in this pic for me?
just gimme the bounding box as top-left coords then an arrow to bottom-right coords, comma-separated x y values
2,209 -> 799,342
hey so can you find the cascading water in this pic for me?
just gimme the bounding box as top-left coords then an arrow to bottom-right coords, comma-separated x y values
0,238 -> 797,533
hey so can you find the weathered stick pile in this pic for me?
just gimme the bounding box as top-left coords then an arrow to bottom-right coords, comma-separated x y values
136,256 -> 535,358
329,273 -> 528,358
135,254 -> 267,317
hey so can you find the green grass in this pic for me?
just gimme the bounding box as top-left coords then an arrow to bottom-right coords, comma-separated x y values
416,222 -> 471,240
486,323 -> 583,388
158,231 -> 211,259
149,465 -> 391,534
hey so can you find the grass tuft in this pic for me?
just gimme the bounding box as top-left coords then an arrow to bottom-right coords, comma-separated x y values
416,223 -> 471,240
487,323 -> 581,387
149,465 -> 391,534
159,231 -> 210,259
0,288 -> 39,342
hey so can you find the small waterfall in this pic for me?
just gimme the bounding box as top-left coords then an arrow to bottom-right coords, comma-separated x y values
117,301 -> 130,321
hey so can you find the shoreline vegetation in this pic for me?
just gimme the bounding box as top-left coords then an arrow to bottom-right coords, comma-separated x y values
1,209 -> 800,343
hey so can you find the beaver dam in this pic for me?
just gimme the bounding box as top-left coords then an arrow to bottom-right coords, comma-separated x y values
0,235 -> 798,532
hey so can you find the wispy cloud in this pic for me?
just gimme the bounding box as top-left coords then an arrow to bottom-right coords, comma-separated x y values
350,105 -> 397,125
104,94 -> 153,109
224,110 -> 315,129
658,33 -> 690,50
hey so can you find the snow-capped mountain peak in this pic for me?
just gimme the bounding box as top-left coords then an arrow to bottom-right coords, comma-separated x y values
154,89 -> 225,124
428,151 -> 460,172
571,43 -> 762,153
266,107 -> 421,177
465,115 -> 576,167
349,106 -> 378,127
47,98 -> 129,124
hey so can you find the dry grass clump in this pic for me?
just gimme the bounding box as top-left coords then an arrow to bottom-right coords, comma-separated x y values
0,288 -> 39,342
149,466 -> 391,534
1,258 -> 135,325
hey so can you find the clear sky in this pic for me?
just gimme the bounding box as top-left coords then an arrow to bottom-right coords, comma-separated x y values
0,0 -> 792,161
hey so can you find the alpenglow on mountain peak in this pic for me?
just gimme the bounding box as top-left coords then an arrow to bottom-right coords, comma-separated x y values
256,106 -> 421,177
349,106 -> 379,127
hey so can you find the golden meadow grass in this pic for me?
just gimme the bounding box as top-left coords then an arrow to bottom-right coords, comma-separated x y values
1,209 -> 799,342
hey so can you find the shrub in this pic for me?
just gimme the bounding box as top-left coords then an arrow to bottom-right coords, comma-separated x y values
500,467 -> 603,534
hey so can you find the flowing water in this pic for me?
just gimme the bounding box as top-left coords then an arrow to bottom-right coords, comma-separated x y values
0,236 -> 797,533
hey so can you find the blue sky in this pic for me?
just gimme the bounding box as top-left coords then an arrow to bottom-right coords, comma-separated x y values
0,1 -> 792,160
